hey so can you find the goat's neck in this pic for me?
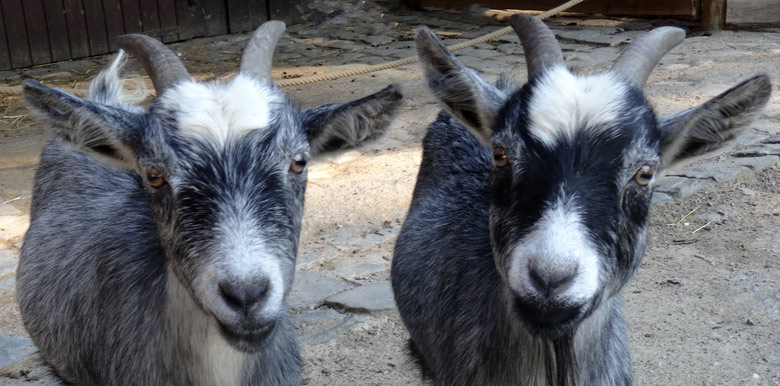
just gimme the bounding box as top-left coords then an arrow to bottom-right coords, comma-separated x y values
165,267 -> 248,386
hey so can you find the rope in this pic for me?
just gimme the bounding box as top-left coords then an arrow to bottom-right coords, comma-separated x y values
0,0 -> 586,96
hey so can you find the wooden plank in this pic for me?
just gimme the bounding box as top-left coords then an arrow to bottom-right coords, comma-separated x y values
174,0 -> 204,40
122,0 -> 143,34
83,0 -> 110,55
102,0 -> 125,51
23,0 -> 53,65
414,0 -> 696,18
202,0 -> 228,36
43,0 -> 73,61
0,3 -> 11,70
727,0 -> 780,24
157,0 -> 178,42
269,0 -> 291,24
702,0 -> 726,31
2,0 -> 33,68
227,0 -> 251,33
139,0 -> 161,37
64,0 -> 91,58
248,0 -> 269,29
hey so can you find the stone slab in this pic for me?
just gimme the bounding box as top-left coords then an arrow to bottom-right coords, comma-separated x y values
0,205 -> 20,216
325,281 -> 396,313
651,191 -> 674,206
288,271 -> 352,310
732,155 -> 779,171
0,335 -> 36,370
655,176 -> 713,199
668,163 -> 751,183
293,308 -> 356,346
733,144 -> 780,157
0,250 -> 17,277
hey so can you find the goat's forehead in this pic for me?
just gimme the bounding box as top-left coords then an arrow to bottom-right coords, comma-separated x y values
521,66 -> 637,147
155,74 -> 292,146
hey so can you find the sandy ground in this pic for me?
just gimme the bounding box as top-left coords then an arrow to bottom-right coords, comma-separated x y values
0,3 -> 778,385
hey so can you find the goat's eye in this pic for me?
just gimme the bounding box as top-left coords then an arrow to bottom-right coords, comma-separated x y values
493,147 -> 509,168
290,153 -> 307,174
634,164 -> 654,186
146,168 -> 167,188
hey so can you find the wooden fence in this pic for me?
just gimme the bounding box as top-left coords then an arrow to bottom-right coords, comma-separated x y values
0,0 -> 298,70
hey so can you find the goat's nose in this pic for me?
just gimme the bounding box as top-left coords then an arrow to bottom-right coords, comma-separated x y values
528,265 -> 577,297
219,277 -> 271,311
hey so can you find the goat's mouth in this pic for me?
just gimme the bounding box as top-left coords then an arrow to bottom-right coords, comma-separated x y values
512,297 -> 587,339
217,319 -> 277,352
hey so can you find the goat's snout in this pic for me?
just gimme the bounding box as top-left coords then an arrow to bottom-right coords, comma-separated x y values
219,277 -> 271,312
528,263 -> 577,298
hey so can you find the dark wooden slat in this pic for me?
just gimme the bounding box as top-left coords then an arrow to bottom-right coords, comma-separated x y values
227,0 -> 251,33
2,0 -> 33,67
174,0 -> 204,40
702,0 -> 726,31
157,0 -> 177,42
139,0 -> 161,37
43,0 -> 72,61
22,0 -> 53,65
102,0 -> 125,51
82,0 -> 109,55
269,0 -> 291,24
248,0 -> 269,29
0,3 -> 11,70
63,0 -> 91,58
202,0 -> 228,36
122,0 -> 143,34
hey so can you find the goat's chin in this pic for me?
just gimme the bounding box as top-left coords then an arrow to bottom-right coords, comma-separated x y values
512,297 -> 590,339
216,318 -> 278,353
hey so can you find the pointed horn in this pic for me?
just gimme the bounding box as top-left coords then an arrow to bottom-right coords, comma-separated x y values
611,27 -> 685,88
240,21 -> 286,82
509,14 -> 564,78
115,34 -> 191,95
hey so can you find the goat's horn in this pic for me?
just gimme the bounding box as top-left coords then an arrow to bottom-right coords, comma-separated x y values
509,14 -> 564,79
611,27 -> 685,88
115,34 -> 191,94
240,21 -> 286,82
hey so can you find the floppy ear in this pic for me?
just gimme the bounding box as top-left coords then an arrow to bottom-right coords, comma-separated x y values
23,80 -> 144,168
657,75 -> 771,167
301,83 -> 402,157
416,27 -> 506,144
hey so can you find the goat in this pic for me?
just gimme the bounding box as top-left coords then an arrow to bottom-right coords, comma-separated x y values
391,15 -> 770,386
17,21 -> 402,386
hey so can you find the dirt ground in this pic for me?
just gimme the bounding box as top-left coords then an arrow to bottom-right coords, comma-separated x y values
0,3 -> 778,385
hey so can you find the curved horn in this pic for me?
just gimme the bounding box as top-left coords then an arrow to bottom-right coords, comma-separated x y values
509,14 -> 564,79
115,34 -> 191,94
611,27 -> 685,88
240,21 -> 286,82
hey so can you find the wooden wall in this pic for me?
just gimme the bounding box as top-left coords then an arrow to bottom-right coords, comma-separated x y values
0,0 -> 298,70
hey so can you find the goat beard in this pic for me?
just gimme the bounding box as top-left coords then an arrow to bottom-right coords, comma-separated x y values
542,334 -> 577,386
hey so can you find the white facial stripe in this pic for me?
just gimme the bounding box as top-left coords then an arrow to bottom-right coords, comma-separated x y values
218,196 -> 286,315
161,74 -> 284,146
528,66 -> 628,146
507,198 -> 600,304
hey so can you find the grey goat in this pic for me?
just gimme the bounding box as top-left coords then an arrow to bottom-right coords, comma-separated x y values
391,15 -> 770,386
18,21 -> 402,386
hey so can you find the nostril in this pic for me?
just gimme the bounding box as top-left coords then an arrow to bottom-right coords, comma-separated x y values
219,277 -> 271,311
528,266 -> 577,297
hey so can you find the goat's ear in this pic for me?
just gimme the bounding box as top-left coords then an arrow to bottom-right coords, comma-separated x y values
416,26 -> 506,144
301,84 -> 402,157
657,75 -> 771,167
23,80 -> 143,168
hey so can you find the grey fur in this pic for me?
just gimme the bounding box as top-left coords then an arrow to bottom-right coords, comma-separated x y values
392,22 -> 770,386
18,25 -> 402,386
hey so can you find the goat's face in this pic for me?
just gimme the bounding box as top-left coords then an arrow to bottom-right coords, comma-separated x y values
417,16 -> 770,338
23,22 -> 402,352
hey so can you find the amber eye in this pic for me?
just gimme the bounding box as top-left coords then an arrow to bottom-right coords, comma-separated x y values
493,147 -> 509,168
634,164 -> 654,186
146,168 -> 167,188
290,153 -> 307,174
